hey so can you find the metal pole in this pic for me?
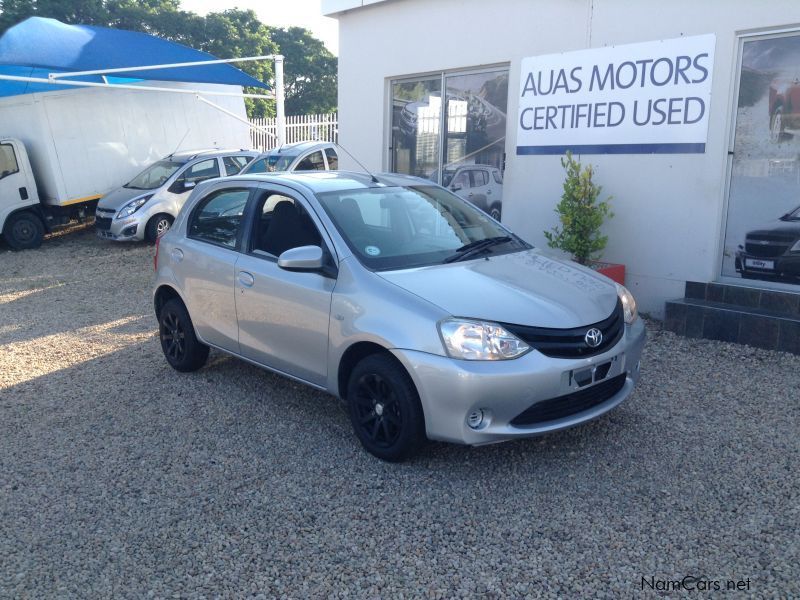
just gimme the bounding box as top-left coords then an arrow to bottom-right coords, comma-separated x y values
275,54 -> 286,146
0,74 -> 274,99
48,55 -> 278,80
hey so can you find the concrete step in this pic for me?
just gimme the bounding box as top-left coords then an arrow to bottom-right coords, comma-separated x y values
683,281 -> 800,315
665,280 -> 800,353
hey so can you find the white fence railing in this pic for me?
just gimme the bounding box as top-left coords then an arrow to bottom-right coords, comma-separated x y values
249,113 -> 338,150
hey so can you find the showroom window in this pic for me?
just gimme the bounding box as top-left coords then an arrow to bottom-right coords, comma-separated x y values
722,31 -> 800,288
389,67 -> 509,187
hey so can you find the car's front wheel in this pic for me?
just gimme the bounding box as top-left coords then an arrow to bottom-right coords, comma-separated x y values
3,211 -> 44,250
770,107 -> 785,143
347,354 -> 426,462
158,298 -> 209,372
489,203 -> 502,221
146,213 -> 174,243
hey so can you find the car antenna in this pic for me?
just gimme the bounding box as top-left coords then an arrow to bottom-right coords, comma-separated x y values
168,129 -> 190,158
333,141 -> 380,184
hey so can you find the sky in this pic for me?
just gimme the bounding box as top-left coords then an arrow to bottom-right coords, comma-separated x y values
179,0 -> 339,55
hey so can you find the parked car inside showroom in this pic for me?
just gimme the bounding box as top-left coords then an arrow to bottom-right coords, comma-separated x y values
95,149 -> 258,242
430,164 -> 503,220
769,77 -> 800,142
152,171 -> 645,461
735,204 -> 800,280
239,141 -> 338,175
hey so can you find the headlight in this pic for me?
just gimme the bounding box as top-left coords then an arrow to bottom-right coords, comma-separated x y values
438,319 -> 530,360
617,284 -> 638,324
791,239 -> 800,252
115,195 -> 153,220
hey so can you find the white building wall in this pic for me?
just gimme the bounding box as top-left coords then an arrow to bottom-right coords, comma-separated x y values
329,0 -> 800,315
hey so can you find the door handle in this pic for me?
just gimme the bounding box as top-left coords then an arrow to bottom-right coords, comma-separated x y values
18,187 -> 28,200
170,248 -> 184,262
238,271 -> 255,287
487,190 -> 492,195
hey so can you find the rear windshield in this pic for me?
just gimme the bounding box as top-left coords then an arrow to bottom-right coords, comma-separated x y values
125,160 -> 183,190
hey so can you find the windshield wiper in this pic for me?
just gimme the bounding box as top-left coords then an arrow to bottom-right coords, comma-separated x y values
443,236 -> 512,263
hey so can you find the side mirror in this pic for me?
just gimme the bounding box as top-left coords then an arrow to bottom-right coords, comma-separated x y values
184,180 -> 197,190
451,184 -> 462,192
277,245 -> 324,271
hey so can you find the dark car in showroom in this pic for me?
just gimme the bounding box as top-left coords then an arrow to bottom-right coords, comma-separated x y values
736,204 -> 800,280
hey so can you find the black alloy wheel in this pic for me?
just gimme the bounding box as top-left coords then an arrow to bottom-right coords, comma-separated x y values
353,372 -> 404,449
158,298 -> 209,372
347,354 -> 425,461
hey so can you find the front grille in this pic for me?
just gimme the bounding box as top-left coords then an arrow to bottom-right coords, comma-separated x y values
501,299 -> 624,359
745,241 -> 790,258
95,216 -> 112,231
510,373 -> 627,426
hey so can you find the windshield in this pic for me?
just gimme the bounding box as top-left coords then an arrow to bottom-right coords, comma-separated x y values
125,160 -> 183,190
243,153 -> 299,174
317,185 -> 528,270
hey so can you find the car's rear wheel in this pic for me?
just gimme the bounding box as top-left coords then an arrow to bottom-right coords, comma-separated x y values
347,354 -> 426,462
159,298 -> 209,372
489,203 -> 502,221
146,213 -> 174,243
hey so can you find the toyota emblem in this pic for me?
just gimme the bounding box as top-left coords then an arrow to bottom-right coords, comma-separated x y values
584,328 -> 603,348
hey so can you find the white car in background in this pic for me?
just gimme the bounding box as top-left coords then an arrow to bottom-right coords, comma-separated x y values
432,165 -> 504,221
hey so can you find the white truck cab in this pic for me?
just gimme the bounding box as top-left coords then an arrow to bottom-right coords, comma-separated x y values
0,138 -> 49,249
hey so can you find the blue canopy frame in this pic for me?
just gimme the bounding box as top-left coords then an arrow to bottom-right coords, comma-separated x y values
0,16 -> 269,98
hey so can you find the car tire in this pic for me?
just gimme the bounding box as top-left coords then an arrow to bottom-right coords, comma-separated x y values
489,204 -> 502,221
770,107 -> 785,143
3,211 -> 44,250
158,298 -> 209,372
346,353 -> 426,462
145,213 -> 174,243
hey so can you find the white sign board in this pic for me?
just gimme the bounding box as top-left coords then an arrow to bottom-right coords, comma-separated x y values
517,34 -> 716,155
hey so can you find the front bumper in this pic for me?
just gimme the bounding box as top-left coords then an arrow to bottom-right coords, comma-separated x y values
735,249 -> 800,280
391,318 -> 646,445
95,209 -> 145,242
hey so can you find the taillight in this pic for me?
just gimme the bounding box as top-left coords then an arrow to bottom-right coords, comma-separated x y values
154,235 -> 160,271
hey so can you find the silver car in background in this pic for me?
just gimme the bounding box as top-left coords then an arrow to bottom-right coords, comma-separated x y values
152,171 -> 645,461
240,141 -> 338,175
96,149 -> 258,242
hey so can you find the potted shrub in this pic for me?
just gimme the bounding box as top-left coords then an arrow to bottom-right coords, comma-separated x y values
543,152 -> 624,285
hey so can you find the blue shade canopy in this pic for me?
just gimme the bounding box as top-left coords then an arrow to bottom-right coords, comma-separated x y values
0,17 -> 268,97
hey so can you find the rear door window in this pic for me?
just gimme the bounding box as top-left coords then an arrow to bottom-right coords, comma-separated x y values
324,147 -> 338,170
188,188 -> 250,249
223,155 -> 251,175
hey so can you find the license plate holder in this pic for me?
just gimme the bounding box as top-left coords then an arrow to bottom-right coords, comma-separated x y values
745,258 -> 775,270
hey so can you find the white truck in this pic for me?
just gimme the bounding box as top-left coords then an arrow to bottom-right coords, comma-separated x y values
0,82 -> 252,249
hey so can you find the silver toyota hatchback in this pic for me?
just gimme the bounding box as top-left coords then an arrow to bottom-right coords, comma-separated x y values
152,171 -> 645,461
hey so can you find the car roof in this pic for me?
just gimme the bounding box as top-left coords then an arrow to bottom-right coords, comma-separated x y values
167,148 -> 259,162
227,170 -> 433,195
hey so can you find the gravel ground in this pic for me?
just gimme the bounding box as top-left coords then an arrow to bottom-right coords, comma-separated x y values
1,228 -> 799,598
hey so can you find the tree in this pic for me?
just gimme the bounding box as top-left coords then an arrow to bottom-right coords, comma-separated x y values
268,26 -> 337,115
543,152 -> 613,265
0,1 -> 337,118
